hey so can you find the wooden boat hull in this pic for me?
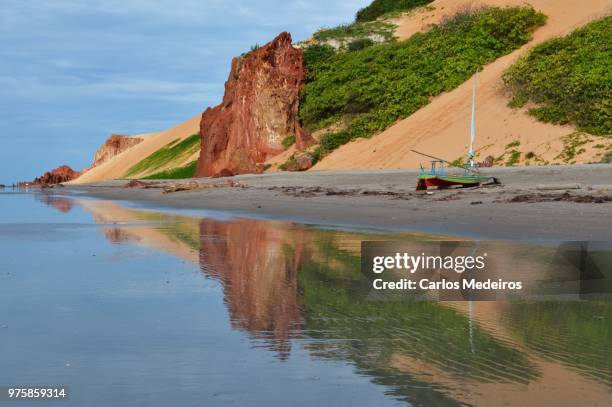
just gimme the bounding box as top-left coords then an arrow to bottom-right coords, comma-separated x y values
417,175 -> 493,190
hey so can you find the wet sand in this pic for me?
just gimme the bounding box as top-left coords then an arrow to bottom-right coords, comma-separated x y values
66,164 -> 612,240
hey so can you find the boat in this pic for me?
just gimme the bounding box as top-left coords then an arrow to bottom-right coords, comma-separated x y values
416,159 -> 494,190
414,69 -> 499,190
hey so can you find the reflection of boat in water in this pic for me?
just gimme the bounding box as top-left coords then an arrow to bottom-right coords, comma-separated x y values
415,70 -> 500,190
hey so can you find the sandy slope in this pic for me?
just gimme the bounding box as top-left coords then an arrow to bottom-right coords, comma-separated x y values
313,0 -> 611,171
70,114 -> 201,184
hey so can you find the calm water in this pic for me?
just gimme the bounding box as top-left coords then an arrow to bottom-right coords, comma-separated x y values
0,190 -> 610,406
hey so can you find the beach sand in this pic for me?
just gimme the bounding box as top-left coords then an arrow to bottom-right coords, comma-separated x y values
66,164 -> 612,240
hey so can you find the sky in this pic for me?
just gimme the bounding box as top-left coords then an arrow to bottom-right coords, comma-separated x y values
0,0 -> 371,183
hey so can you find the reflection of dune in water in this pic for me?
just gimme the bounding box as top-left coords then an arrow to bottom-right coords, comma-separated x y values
77,200 -> 200,264
71,198 -> 611,406
296,260 -> 538,405
503,300 -> 612,388
391,352 -> 611,407
390,299 -> 612,406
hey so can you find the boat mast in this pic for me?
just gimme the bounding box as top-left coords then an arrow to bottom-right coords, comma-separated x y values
468,69 -> 478,168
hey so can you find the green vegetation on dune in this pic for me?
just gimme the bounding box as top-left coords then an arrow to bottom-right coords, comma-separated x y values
347,38 -> 376,51
310,0 -> 435,50
504,16 -> 612,135
142,160 -> 198,180
281,134 -> 296,148
299,7 -> 546,159
302,44 -> 336,67
356,0 -> 434,22
124,134 -> 200,178
312,20 -> 396,44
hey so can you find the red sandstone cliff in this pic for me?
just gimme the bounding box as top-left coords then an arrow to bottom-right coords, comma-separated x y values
196,32 -> 313,177
22,165 -> 81,186
92,134 -> 143,167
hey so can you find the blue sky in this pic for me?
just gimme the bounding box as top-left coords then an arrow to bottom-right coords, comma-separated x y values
0,0 -> 371,183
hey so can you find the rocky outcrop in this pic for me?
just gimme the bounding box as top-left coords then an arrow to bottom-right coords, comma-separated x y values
92,134 -> 143,167
195,32 -> 313,178
284,153 -> 314,171
21,165 -> 81,186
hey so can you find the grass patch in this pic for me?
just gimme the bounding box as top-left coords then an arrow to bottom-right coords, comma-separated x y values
506,150 -> 521,166
555,132 -> 592,163
348,38 -> 376,51
507,92 -> 529,108
319,131 -> 354,151
240,44 -> 261,57
312,20 -> 396,44
506,140 -> 521,149
281,134 -> 296,148
142,160 -> 198,180
504,16 -> 612,135
278,155 -> 296,172
303,44 -> 337,67
494,141 -> 536,166
300,6 -> 546,157
124,134 -> 200,178
356,0 -> 434,22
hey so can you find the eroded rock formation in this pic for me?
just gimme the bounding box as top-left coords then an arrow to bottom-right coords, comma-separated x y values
22,165 -> 81,186
92,134 -> 143,167
196,32 -> 313,177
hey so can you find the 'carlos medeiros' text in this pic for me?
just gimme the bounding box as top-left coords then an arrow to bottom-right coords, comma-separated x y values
372,278 -> 522,290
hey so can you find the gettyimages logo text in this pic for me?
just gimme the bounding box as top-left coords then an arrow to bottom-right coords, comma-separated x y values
360,241 -> 611,301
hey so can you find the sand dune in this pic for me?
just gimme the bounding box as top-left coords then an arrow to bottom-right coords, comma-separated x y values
313,0 -> 611,171
70,114 -> 201,184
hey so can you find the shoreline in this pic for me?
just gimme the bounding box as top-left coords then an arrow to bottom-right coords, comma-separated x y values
62,165 -> 612,240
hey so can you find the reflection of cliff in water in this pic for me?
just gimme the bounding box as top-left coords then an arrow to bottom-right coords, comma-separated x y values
194,222 -> 550,405
71,197 -> 611,407
198,219 -> 307,360
35,192 -> 75,213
